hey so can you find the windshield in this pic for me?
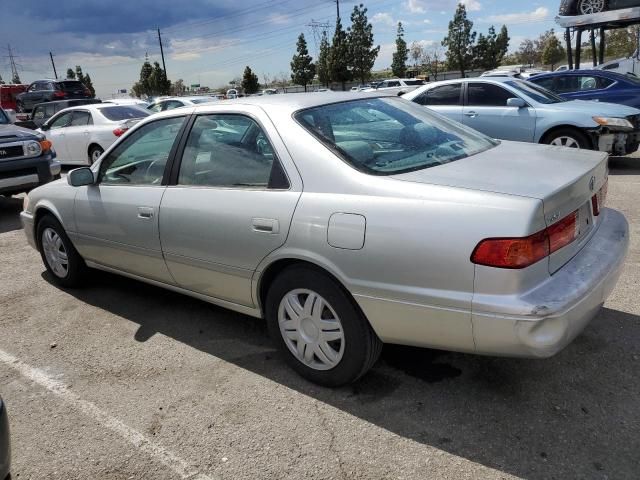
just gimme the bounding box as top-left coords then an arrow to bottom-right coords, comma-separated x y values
0,109 -> 8,124
505,80 -> 566,104
294,97 -> 498,175
98,106 -> 150,121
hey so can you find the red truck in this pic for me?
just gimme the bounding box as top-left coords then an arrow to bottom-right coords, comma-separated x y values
0,84 -> 28,111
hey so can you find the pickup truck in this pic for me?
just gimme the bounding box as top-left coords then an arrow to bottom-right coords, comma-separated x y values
0,108 -> 60,197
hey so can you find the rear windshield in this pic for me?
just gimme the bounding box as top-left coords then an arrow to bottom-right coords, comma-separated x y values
190,98 -> 213,104
404,80 -> 425,86
294,97 -> 497,175
57,81 -> 86,92
97,106 -> 150,121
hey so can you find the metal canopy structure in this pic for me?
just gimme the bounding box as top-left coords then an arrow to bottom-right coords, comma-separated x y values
556,6 -> 640,69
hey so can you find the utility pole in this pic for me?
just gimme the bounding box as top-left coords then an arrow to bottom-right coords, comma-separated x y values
49,52 -> 58,79
335,0 -> 340,20
157,28 -> 167,76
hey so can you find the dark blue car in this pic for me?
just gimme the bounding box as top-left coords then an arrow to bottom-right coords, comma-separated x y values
529,70 -> 640,109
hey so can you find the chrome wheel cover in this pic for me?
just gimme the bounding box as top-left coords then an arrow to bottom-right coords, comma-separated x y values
579,0 -> 605,14
42,227 -> 69,278
278,289 -> 345,370
550,136 -> 580,148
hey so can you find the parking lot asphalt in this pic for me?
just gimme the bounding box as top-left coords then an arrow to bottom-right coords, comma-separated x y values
1,157 -> 639,480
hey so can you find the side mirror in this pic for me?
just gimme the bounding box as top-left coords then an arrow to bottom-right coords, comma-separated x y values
507,97 -> 526,108
67,167 -> 95,187
40,123 -> 50,131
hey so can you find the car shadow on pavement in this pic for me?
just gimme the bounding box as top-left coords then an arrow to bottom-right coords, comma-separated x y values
45,270 -> 640,480
609,156 -> 640,175
0,196 -> 23,234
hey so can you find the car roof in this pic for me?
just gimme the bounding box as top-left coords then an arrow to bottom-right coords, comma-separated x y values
532,69 -> 624,79
150,92 -> 394,116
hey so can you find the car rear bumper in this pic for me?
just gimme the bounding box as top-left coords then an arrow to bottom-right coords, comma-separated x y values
472,208 -> 629,357
354,208 -> 628,358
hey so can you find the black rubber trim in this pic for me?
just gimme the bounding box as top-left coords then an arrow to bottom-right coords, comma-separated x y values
162,114 -> 195,186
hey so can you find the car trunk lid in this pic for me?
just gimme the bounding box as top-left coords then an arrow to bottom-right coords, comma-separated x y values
392,140 -> 608,274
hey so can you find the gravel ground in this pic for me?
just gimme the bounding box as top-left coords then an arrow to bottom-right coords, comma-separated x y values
0,157 -> 639,480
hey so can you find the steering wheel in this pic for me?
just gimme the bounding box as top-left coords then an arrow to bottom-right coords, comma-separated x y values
145,158 -> 166,185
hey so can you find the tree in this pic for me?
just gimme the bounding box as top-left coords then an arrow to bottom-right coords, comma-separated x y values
473,33 -> 491,70
496,25 -> 510,63
532,29 -> 557,65
262,73 -> 271,88
328,17 -> 351,90
241,66 -> 260,94
606,27 -> 638,58
410,41 -> 424,69
391,22 -> 408,77
171,79 -> 185,96
147,61 -> 171,96
290,33 -> 316,92
442,4 -> 476,77
66,68 -> 76,79
84,73 -> 95,96
423,44 -> 444,81
348,4 -> 379,85
75,65 -> 85,85
517,39 -> 537,66
317,31 -> 331,87
542,35 -> 566,70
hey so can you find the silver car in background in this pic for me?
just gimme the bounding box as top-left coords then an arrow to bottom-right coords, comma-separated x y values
21,94 -> 628,386
403,77 -> 640,155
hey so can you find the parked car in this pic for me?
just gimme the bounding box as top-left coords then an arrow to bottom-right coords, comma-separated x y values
559,0 -> 640,15
14,99 -> 102,130
363,78 -> 425,95
102,98 -> 149,108
0,108 -> 60,197
38,104 -> 150,165
0,397 -> 9,480
16,79 -> 94,113
21,93 -> 628,386
403,77 -> 640,155
147,96 -> 215,112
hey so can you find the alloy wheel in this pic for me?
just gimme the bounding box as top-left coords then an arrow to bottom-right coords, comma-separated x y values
278,289 -> 345,370
550,136 -> 580,148
578,0 -> 605,15
41,227 -> 69,278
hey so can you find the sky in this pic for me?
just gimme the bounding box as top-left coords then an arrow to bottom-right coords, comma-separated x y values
1,0 -> 562,97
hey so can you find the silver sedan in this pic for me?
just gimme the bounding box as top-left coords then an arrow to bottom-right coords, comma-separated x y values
20,93 -> 629,386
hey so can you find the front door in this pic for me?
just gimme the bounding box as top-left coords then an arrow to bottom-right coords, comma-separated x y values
462,82 -> 536,142
73,115 -> 187,282
159,111 -> 301,307
43,111 -> 74,162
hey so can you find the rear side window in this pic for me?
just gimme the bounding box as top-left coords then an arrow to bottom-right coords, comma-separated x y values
467,83 -> 513,106
414,84 -> 462,106
177,114 -> 287,189
404,80 -> 425,86
533,77 -> 555,90
98,106 -> 150,121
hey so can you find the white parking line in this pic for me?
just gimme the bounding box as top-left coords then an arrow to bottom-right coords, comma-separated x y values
0,348 -> 216,480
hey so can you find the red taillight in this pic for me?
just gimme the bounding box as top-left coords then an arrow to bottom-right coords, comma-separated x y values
471,210 -> 580,269
53,90 -> 65,98
591,179 -> 608,216
113,127 -> 128,137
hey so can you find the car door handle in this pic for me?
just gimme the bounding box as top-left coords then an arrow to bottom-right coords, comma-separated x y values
464,111 -> 478,117
252,217 -> 279,234
137,207 -> 154,219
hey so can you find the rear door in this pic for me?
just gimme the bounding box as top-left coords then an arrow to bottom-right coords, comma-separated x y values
64,110 -> 93,164
412,83 -> 463,123
463,82 -> 536,142
159,108 -> 301,307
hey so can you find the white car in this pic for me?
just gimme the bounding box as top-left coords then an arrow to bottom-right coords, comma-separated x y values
103,98 -> 149,108
38,104 -> 150,165
364,78 -> 425,96
146,96 -> 216,113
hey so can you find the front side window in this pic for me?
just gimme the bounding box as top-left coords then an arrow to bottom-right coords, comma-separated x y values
49,112 -> 73,129
147,103 -> 163,113
99,116 -> 185,185
163,101 -> 184,111
467,83 -> 513,106
33,106 -> 46,119
295,97 -> 497,175
177,114 -> 287,188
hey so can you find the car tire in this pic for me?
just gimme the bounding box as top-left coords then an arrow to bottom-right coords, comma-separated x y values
88,145 -> 104,165
578,0 -> 605,15
36,214 -> 87,288
542,128 -> 591,150
265,265 -> 382,387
